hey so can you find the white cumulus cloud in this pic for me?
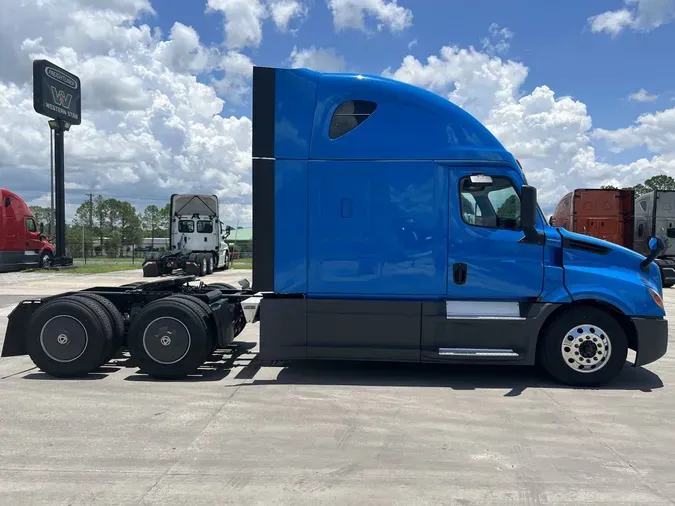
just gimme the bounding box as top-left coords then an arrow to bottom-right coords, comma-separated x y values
327,0 -> 413,33
207,0 -> 267,49
589,0 -> 675,36
0,0 -> 253,225
481,23 -> 514,55
269,0 -> 308,31
383,43 -> 675,213
629,88 -> 659,102
288,46 -> 346,72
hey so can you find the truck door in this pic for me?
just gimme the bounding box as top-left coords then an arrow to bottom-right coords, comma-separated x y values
446,168 -> 545,301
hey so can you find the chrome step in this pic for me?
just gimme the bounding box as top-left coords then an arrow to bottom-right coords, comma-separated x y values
438,348 -> 519,357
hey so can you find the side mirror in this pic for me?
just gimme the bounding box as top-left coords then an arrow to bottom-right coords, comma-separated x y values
667,228 -> 675,239
642,237 -> 666,272
520,185 -> 539,243
39,222 -> 45,232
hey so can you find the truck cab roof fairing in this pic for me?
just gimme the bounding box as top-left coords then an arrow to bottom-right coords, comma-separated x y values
251,66 -> 517,165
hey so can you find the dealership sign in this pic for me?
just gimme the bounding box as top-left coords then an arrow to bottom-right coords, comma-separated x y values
33,59 -> 81,125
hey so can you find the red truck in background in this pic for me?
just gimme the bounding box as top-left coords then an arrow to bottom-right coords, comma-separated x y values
550,188 -> 635,248
0,189 -> 55,271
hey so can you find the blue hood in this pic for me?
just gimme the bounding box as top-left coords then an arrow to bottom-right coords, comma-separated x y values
554,228 -> 664,317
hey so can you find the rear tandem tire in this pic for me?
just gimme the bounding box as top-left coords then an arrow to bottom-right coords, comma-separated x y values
26,296 -> 114,377
206,254 -> 214,275
538,306 -> 628,387
127,297 -> 213,379
196,254 -> 207,277
72,292 -> 125,364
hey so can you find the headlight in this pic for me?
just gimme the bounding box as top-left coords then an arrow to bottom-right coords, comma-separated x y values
648,287 -> 665,311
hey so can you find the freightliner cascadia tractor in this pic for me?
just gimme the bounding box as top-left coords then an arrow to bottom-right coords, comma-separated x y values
1,66 -> 668,386
142,194 -> 232,277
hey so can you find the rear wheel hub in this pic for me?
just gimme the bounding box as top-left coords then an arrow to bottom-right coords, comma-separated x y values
40,315 -> 88,363
142,317 -> 191,365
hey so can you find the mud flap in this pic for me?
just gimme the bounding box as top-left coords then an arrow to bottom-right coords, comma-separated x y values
1,301 -> 41,357
142,261 -> 160,278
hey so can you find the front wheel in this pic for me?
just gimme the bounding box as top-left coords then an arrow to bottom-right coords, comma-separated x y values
39,250 -> 53,268
538,306 -> 627,386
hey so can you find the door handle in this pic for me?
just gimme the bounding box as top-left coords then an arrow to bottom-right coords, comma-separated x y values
453,263 -> 467,285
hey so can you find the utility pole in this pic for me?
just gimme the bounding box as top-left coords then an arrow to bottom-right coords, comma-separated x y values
87,193 -> 93,257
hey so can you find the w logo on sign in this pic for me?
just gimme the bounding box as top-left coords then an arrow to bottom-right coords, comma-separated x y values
50,86 -> 72,109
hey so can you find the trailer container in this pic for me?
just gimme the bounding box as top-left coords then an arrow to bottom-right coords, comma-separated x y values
1,66 -> 668,386
635,190 -> 675,288
551,188 -> 634,249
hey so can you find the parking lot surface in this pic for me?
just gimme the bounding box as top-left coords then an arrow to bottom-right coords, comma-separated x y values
1,269 -> 675,504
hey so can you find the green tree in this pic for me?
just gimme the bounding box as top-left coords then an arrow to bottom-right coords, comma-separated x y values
29,206 -> 53,234
497,195 -> 519,220
601,185 -> 618,190
642,175 -> 675,195
158,203 -> 171,239
142,205 -> 160,248
93,195 -> 107,252
117,200 -> 142,252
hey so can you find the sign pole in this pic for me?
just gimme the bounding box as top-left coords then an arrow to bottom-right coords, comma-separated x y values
49,127 -> 54,236
53,119 -> 68,261
33,59 -> 80,267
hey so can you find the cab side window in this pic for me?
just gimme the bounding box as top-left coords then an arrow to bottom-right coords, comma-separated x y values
460,176 -> 521,230
25,218 -> 37,233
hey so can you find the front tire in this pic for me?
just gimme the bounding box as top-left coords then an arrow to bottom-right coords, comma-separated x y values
538,306 -> 627,386
39,250 -> 53,268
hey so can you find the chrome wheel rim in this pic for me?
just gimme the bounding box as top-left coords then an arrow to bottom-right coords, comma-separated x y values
561,324 -> 611,373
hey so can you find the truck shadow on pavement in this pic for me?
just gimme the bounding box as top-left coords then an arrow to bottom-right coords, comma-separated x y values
19,344 -> 665,394
236,359 -> 665,396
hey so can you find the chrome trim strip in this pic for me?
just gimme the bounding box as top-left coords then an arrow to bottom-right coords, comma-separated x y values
438,348 -> 519,357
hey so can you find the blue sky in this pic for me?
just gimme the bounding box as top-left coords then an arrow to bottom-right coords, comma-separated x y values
155,0 -> 672,129
1,0 -> 674,221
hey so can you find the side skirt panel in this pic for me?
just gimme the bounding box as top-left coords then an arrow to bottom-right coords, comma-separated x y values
257,298 -> 562,365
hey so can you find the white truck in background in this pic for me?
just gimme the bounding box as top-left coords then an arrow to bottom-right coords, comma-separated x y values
142,194 -> 232,277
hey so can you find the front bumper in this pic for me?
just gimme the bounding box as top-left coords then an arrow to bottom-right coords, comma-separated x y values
632,317 -> 668,366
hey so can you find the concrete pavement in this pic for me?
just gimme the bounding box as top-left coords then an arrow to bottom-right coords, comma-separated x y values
0,269 -> 674,504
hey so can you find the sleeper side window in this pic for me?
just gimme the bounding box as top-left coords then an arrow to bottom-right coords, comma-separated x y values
329,100 -> 377,139
460,176 -> 521,231
178,220 -> 194,233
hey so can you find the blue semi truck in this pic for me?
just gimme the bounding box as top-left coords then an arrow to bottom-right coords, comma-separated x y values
0,66 -> 668,386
